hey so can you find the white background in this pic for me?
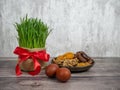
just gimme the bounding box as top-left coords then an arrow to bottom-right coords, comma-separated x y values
0,0 -> 120,57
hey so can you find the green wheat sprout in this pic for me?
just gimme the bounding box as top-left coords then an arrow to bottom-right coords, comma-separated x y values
14,15 -> 52,48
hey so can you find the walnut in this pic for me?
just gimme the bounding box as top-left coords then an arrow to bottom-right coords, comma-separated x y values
53,58 -> 64,66
62,58 -> 79,67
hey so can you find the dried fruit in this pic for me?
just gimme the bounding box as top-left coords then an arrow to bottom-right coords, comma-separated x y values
77,62 -> 90,67
52,51 -> 93,68
75,51 -> 87,62
56,52 -> 74,60
63,52 -> 74,59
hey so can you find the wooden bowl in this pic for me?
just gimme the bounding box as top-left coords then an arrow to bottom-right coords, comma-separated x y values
51,58 -> 95,73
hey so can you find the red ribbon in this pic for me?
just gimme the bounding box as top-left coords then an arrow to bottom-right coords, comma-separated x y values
14,47 -> 50,76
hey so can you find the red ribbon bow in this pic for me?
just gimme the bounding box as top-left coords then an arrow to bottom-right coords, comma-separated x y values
14,47 -> 50,76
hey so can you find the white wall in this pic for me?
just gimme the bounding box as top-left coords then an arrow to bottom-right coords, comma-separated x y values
0,0 -> 120,57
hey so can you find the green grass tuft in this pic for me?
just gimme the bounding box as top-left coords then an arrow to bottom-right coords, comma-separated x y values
14,15 -> 51,48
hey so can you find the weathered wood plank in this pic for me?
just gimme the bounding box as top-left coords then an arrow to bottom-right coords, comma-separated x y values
0,77 -> 120,90
0,57 -> 120,90
0,58 -> 120,77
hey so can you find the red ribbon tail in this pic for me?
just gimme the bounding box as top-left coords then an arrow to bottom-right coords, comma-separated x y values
44,54 -> 50,62
28,59 -> 41,76
15,64 -> 22,76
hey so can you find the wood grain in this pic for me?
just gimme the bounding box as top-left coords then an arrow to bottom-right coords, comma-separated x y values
0,57 -> 120,90
1,0 -> 120,57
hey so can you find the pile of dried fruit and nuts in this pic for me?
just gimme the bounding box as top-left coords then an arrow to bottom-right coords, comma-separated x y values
52,51 -> 93,67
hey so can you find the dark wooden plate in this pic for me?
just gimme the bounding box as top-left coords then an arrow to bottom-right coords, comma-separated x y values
51,58 -> 95,73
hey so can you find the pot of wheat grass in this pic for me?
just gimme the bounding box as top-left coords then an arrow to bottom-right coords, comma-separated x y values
14,15 -> 51,72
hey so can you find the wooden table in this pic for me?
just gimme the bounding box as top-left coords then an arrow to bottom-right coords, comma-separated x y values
0,57 -> 120,90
